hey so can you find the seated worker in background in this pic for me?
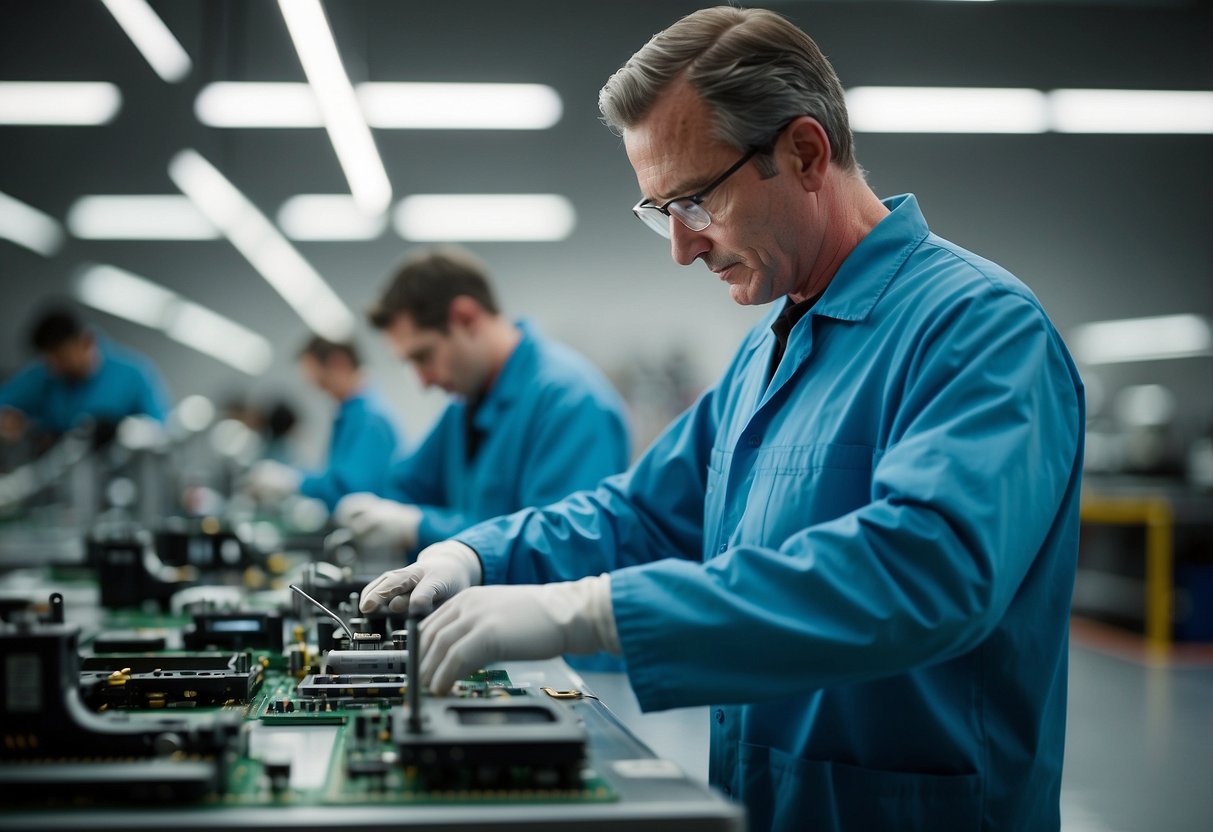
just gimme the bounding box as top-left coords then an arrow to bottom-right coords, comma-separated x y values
246,337 -> 401,511
0,306 -> 170,444
358,7 -> 1085,832
336,246 -> 631,670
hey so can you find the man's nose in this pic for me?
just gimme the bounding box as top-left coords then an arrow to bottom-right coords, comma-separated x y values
670,217 -> 711,266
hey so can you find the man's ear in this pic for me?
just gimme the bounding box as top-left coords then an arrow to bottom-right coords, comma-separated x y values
447,295 -> 482,332
786,115 -> 831,193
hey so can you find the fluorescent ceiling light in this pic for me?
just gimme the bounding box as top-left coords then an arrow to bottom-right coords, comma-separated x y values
395,194 -> 576,242
0,82 -> 121,125
0,190 -> 65,256
278,194 -> 387,241
278,0 -> 391,215
168,149 -> 356,342
76,263 -> 272,375
194,81 -> 563,131
1071,314 -> 1212,365
1049,89 -> 1213,134
164,301 -> 273,376
847,87 -> 1047,133
358,83 -> 562,129
99,0 -> 192,83
67,195 -> 218,239
76,264 -> 179,328
195,82 -> 321,127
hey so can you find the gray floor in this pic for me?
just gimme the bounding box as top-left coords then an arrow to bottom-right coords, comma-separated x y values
582,643 -> 1213,831
1062,646 -> 1213,832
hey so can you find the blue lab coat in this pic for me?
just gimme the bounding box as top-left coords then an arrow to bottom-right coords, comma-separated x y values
299,388 -> 401,510
0,335 -> 170,434
457,195 -> 1085,831
387,319 -> 631,550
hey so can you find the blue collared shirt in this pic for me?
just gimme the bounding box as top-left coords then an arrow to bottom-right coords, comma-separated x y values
457,195 -> 1085,831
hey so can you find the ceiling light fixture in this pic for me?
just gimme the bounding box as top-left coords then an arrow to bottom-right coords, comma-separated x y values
358,82 -> 562,129
194,82 -> 321,127
1071,314 -> 1212,365
168,149 -> 356,342
75,263 -> 273,375
278,194 -> 387,241
99,0 -> 192,83
193,81 -> 563,130
164,300 -> 274,376
277,0 -> 391,215
846,86 -> 1048,133
0,190 -> 65,256
0,82 -> 122,125
1049,89 -> 1213,134
394,194 -> 576,242
67,195 -> 218,240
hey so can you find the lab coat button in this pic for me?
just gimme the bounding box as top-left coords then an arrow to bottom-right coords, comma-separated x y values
747,434 -> 761,447
715,708 -> 725,724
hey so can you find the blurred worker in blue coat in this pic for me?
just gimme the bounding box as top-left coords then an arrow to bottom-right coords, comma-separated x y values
336,246 -> 631,553
0,306 -> 170,443
336,246 -> 631,669
358,8 -> 1085,831
246,337 -> 400,511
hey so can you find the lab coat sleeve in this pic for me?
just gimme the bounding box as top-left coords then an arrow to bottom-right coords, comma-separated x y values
385,406 -> 464,545
385,408 -> 454,506
612,290 -> 1083,711
299,408 -> 399,509
455,383 -> 720,586
0,364 -> 44,417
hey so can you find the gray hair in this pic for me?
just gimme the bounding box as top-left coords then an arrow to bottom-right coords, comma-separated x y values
598,6 -> 858,175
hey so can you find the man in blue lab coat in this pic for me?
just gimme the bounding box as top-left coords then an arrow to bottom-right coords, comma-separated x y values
337,245 -> 631,657
359,9 -> 1084,830
0,306 -> 170,441
246,337 -> 401,510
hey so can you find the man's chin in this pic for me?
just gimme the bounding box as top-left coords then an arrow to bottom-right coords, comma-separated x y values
727,282 -> 764,307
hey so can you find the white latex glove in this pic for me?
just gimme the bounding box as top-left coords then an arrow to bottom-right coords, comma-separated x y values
419,574 -> 620,694
359,540 -> 483,616
335,493 -> 422,550
246,459 -> 302,501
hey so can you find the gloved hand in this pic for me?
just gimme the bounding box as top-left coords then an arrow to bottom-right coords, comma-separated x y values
419,574 -> 620,694
245,459 -> 302,501
335,493 -> 422,550
359,540 -> 483,615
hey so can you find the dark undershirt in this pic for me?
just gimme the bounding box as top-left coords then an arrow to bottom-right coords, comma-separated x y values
463,392 -> 486,462
768,293 -> 821,382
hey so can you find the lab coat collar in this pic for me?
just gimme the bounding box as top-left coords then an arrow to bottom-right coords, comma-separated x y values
810,193 -> 929,323
471,319 -> 538,431
335,386 -> 376,418
756,194 -> 929,406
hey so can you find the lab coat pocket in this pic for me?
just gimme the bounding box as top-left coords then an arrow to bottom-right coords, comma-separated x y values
739,743 -> 982,832
755,443 -> 875,546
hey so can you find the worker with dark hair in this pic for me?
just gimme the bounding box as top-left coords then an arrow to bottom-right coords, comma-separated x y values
0,305 -> 170,441
245,335 -> 401,510
336,246 -> 631,556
